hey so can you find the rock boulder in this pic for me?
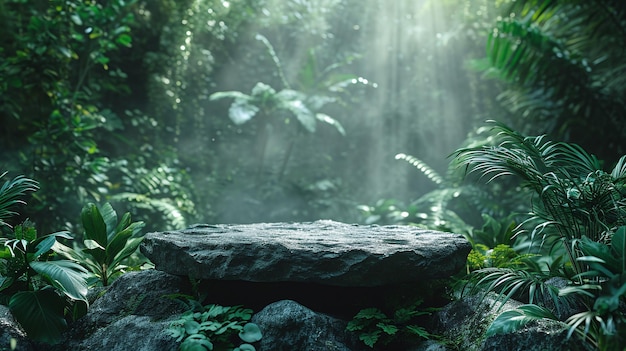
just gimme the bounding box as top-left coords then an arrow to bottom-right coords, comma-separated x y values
51,270 -> 190,351
251,299 -> 366,351
430,293 -> 594,351
141,220 -> 471,287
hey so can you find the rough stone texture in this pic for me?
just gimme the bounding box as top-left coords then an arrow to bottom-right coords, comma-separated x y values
431,293 -> 595,351
51,270 -> 190,351
141,220 -> 471,287
251,299 -> 366,351
0,306 -> 35,351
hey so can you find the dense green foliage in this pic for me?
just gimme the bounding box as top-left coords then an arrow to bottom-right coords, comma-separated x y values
168,302 -> 262,351
2,0 -> 626,348
456,122 -> 626,350
55,202 -> 146,286
0,174 -> 88,342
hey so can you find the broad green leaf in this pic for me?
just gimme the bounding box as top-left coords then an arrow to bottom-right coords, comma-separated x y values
105,227 -> 134,264
100,203 -> 118,240
487,304 -> 556,336
0,276 -> 14,291
184,320 -> 201,335
234,344 -> 256,351
239,323 -> 262,343
109,236 -> 143,269
114,212 -> 132,234
84,239 -> 105,250
32,235 -> 57,258
180,334 -> 214,351
81,203 -> 108,248
9,290 -> 67,343
30,260 -> 88,302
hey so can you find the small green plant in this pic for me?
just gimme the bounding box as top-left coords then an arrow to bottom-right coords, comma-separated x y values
56,202 -> 145,286
0,222 -> 89,343
0,173 -> 88,342
455,121 -> 626,350
346,302 -> 433,349
168,302 -> 263,351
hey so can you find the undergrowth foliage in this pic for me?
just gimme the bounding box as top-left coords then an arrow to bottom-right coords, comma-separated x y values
168,299 -> 262,351
455,121 -> 626,351
346,303 -> 433,349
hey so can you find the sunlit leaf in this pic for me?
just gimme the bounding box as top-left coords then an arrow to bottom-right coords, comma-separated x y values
284,100 -> 315,133
316,113 -> 345,136
228,99 -> 259,125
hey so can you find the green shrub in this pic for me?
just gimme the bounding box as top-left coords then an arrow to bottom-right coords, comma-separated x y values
56,202 -> 146,286
456,121 -> 626,350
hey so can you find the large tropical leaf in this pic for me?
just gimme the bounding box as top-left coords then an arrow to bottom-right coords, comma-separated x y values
478,1 -> 626,158
9,289 -> 68,343
99,202 -> 118,241
106,222 -> 144,266
487,304 -> 558,336
30,260 -> 88,302
109,236 -> 143,269
81,203 -> 108,249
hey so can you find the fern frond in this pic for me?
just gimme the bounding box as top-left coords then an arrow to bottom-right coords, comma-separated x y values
395,153 -> 444,185
109,192 -> 187,230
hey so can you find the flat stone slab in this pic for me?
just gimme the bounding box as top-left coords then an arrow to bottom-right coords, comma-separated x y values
140,220 -> 471,287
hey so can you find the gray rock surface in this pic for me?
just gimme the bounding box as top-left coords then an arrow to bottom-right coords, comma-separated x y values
251,299 -> 366,351
0,306 -> 34,351
141,220 -> 471,286
51,270 -> 190,351
431,293 -> 594,351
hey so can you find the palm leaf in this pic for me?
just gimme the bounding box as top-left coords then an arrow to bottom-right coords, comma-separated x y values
395,153 -> 444,185
487,304 -> 558,336
30,260 -> 88,302
0,172 -> 38,227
